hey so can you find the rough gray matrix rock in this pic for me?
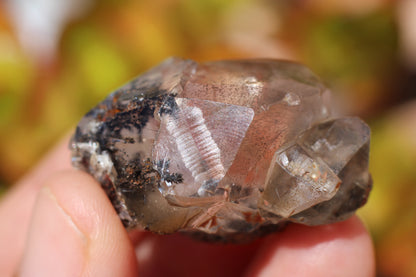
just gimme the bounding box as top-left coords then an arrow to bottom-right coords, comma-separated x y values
70,58 -> 372,242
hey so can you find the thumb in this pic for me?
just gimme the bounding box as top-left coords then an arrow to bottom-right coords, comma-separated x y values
19,170 -> 138,277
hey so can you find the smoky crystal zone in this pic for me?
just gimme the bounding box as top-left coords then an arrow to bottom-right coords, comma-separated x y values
70,58 -> 372,242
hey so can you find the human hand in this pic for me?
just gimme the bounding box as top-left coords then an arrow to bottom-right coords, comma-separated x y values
0,138 -> 375,277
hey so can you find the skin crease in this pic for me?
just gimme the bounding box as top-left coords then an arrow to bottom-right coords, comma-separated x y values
0,138 -> 375,277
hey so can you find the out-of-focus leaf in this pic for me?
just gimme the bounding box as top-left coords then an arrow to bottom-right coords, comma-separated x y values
303,10 -> 397,81
0,34 -> 33,127
359,102 -> 416,276
65,26 -> 131,99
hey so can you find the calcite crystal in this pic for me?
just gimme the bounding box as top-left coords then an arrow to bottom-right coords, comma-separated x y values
70,58 -> 372,241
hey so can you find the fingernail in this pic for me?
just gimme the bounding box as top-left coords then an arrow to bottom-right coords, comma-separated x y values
19,187 -> 87,277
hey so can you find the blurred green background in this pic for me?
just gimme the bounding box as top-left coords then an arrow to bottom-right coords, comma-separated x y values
0,0 -> 415,275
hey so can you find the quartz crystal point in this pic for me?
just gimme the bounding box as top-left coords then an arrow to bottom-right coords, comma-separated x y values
70,58 -> 372,241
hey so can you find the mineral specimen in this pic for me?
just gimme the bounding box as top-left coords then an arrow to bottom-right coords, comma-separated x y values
70,58 -> 372,241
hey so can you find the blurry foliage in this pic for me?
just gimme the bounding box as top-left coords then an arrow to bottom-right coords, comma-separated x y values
364,118 -> 416,238
283,8 -> 399,116
303,11 -> 397,81
0,0 -> 415,276
361,103 -> 416,276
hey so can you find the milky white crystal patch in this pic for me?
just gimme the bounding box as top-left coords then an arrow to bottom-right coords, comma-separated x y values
154,97 -> 254,197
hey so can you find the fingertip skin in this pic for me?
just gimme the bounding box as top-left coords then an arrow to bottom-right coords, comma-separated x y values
19,185 -> 87,277
19,170 -> 138,277
246,216 -> 375,277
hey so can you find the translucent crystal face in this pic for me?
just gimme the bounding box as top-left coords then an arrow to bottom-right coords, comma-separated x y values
70,58 -> 372,241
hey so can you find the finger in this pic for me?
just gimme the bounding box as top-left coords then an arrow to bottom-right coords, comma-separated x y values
19,170 -> 138,277
135,232 -> 263,277
245,216 -> 375,277
0,137 -> 73,276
